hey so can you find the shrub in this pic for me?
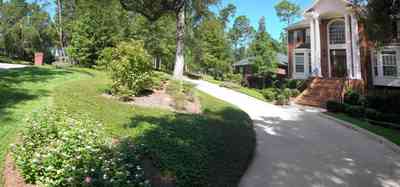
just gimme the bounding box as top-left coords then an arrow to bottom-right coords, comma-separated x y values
326,100 -> 346,113
184,72 -> 202,80
290,89 -> 301,97
224,73 -> 243,85
220,82 -> 241,90
151,71 -> 171,90
285,79 -> 301,89
344,90 -> 362,105
275,95 -> 289,105
282,88 -> 292,99
365,108 -> 382,121
103,40 -> 153,96
365,94 -> 400,114
260,88 -> 277,102
344,105 -> 365,118
381,113 -> 400,124
12,109 -> 148,187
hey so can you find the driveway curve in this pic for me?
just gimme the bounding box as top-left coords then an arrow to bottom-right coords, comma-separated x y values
0,63 -> 28,70
188,79 -> 400,187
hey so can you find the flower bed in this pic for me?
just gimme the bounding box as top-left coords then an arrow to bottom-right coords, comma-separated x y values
11,108 -> 149,187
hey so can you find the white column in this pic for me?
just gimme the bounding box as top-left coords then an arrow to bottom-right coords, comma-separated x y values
309,17 -> 316,77
314,16 -> 322,77
345,14 -> 354,79
351,13 -> 362,80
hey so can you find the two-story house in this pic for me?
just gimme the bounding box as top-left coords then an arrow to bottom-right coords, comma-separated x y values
287,0 -> 400,106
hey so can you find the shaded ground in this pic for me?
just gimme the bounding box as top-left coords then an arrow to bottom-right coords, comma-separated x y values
189,79 -> 400,187
0,66 -> 94,183
52,73 -> 256,186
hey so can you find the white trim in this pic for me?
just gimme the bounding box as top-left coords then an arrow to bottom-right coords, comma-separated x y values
345,15 -> 353,78
309,18 -> 316,78
304,0 -> 353,14
372,46 -> 400,87
293,48 -> 312,79
351,13 -> 362,79
315,18 -> 322,77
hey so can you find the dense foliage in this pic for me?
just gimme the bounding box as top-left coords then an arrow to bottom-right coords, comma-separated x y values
0,0 -> 54,62
355,0 -> 400,45
102,40 -> 153,97
12,108 -> 149,186
328,90 -> 400,127
66,0 -> 127,66
194,15 -> 233,78
52,73 -> 256,187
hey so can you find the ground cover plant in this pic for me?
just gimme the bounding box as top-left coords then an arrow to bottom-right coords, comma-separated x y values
52,73 -> 256,187
0,66 -> 94,183
12,108 -> 149,187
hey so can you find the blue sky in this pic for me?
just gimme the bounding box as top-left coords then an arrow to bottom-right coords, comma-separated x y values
215,0 -> 313,40
36,0 -> 313,40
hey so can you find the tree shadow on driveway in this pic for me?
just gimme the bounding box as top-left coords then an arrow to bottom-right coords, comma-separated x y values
242,112 -> 400,187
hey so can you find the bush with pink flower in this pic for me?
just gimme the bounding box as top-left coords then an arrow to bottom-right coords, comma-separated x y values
12,108 -> 150,187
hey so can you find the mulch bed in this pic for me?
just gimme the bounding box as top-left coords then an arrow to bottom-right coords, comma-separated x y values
103,86 -> 201,114
3,154 -> 36,187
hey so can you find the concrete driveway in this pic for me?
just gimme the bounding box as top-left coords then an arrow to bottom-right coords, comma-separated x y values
0,63 -> 29,70
188,79 -> 400,187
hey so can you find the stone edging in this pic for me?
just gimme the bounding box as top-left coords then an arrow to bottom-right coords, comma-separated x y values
319,113 -> 400,154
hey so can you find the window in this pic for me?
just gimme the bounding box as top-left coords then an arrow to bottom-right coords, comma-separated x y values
329,20 -> 346,44
382,51 -> 398,77
305,29 -> 311,44
294,30 -> 301,43
397,20 -> 400,39
373,52 -> 378,76
308,52 -> 312,74
295,53 -> 305,73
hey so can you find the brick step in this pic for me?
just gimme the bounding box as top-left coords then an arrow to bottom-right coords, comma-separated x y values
295,99 -> 322,107
296,78 -> 344,107
310,84 -> 341,88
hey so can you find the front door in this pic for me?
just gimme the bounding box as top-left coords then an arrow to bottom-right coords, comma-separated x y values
330,49 -> 347,78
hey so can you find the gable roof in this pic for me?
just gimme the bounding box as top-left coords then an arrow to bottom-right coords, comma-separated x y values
285,19 -> 309,30
305,0 -> 354,13
233,53 -> 288,67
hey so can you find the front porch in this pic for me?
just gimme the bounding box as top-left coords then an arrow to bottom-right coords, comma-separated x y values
292,0 -> 362,81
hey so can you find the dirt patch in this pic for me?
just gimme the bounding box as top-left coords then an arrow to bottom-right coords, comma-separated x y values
103,87 -> 201,114
3,154 -> 36,187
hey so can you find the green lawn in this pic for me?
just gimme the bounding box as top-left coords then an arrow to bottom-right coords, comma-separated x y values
0,66 -> 94,183
236,86 -> 267,101
203,76 -> 267,102
327,113 -> 400,146
52,72 -> 256,186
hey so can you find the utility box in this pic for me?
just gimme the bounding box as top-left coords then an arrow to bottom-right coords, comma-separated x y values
34,52 -> 44,66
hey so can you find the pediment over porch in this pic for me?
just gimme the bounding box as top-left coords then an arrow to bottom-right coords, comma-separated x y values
305,0 -> 353,18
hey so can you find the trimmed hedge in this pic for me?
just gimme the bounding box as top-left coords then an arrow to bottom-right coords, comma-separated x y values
345,105 -> 365,118
326,101 -> 346,113
327,99 -> 400,128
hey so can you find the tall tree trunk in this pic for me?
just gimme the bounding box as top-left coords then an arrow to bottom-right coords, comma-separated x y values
57,0 -> 64,57
173,6 -> 185,79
